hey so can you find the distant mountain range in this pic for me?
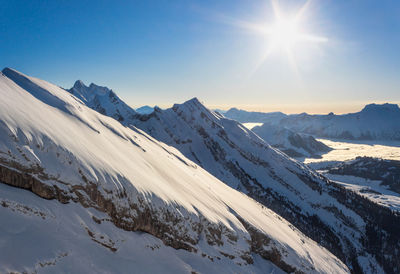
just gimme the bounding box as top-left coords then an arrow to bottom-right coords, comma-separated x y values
225,104 -> 400,140
225,108 -> 286,123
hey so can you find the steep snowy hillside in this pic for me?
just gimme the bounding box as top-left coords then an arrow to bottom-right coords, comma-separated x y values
226,104 -> 400,141
0,183 -> 284,274
252,123 -> 331,158
67,80 -> 400,273
132,100 -> 399,273
0,67 -> 350,273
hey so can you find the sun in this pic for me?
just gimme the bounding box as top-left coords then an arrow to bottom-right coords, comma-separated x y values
245,0 -> 328,75
217,0 -> 328,75
268,18 -> 300,49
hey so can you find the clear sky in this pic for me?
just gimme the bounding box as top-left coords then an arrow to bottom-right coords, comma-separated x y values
1,0 -> 399,113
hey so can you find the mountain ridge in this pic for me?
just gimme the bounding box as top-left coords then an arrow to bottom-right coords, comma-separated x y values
224,104 -> 400,140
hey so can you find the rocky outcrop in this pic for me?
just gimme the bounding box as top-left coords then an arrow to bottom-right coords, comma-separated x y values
0,159 -> 200,252
0,158 -> 301,269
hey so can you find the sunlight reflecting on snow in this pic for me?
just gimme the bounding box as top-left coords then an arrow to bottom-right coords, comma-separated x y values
304,139 -> 400,163
243,123 -> 263,129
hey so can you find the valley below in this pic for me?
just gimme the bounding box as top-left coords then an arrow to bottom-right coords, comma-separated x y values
304,139 -> 400,164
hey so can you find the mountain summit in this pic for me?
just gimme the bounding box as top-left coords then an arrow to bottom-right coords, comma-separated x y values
361,103 -> 400,114
68,80 -> 137,122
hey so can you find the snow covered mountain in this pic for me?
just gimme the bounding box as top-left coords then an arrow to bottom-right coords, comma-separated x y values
252,123 -> 331,158
224,107 -> 286,123
66,80 -> 400,273
136,105 -> 155,114
225,104 -> 400,141
0,68 -> 351,273
69,80 -> 138,122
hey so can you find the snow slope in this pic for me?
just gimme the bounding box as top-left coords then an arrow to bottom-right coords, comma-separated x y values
0,68 -> 349,273
132,99 -> 392,273
252,123 -> 331,158
0,183 -> 283,274
67,79 -> 400,273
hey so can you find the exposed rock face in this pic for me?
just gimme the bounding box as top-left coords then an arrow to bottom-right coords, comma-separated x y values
0,158 -> 319,273
0,163 -> 56,200
0,158 -> 217,253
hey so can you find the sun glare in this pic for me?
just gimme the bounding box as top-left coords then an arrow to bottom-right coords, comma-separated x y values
243,0 -> 328,75
268,18 -> 300,48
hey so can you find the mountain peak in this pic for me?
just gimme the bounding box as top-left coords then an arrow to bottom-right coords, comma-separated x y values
136,105 -> 154,114
226,107 -> 240,113
361,103 -> 400,113
2,67 -> 25,78
171,97 -> 223,122
73,80 -> 86,89
70,80 -> 112,100
173,97 -> 204,110
2,67 -> 13,74
185,97 -> 202,105
89,82 -> 105,89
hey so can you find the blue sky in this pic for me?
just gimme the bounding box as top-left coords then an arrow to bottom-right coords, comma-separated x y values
1,0 -> 399,113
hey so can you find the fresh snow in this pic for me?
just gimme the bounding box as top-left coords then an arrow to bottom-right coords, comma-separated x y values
242,122 -> 263,129
0,183 -> 284,274
0,68 -> 349,273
